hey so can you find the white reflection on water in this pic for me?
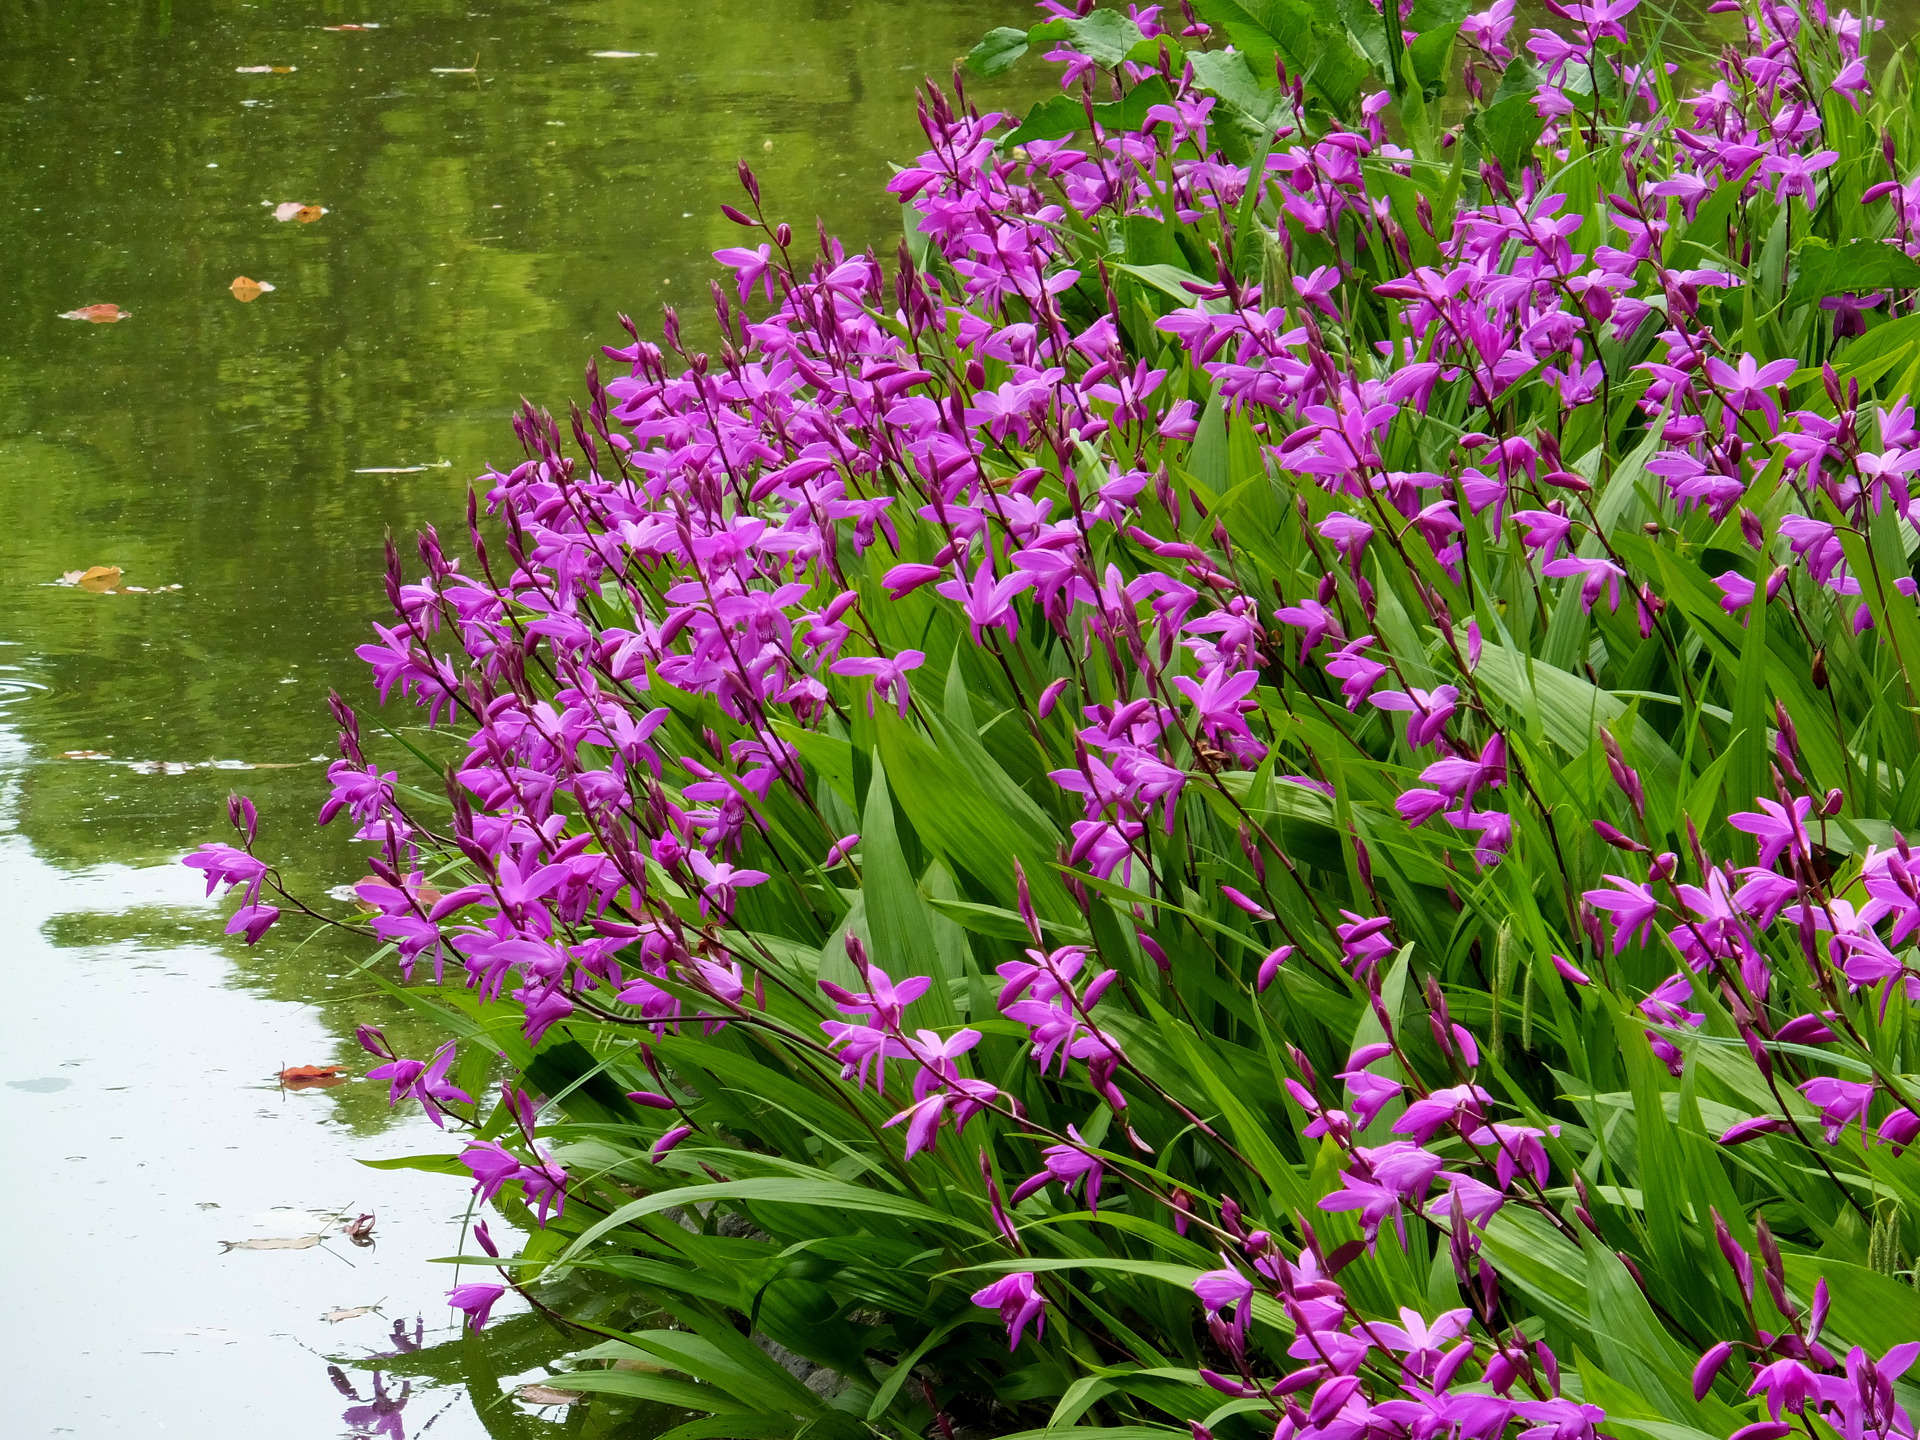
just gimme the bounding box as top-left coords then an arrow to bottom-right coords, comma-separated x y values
0,713 -> 495,1438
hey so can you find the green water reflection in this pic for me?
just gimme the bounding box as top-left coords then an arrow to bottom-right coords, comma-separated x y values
0,1 -> 1029,1435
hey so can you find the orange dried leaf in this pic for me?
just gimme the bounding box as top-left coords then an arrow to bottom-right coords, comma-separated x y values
60,303 -> 130,322
295,205 -> 326,223
279,1064 -> 349,1089
77,565 -> 124,593
230,276 -> 275,302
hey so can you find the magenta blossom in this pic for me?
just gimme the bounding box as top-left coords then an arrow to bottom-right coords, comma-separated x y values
447,1282 -> 506,1333
971,1271 -> 1047,1349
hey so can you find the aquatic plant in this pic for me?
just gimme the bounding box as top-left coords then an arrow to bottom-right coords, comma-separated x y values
195,0 -> 1920,1435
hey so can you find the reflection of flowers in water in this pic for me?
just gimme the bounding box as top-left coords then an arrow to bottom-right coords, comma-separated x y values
369,1317 -> 424,1357
329,1368 -> 411,1439
327,1319 -> 443,1440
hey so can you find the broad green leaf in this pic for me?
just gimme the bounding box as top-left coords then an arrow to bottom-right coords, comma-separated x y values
1787,238 -> 1920,304
966,26 -> 1033,77
1008,76 -> 1175,146
558,1178 -> 989,1264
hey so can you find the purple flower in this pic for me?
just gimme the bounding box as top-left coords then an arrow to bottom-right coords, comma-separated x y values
447,1282 -> 506,1333
1798,1076 -> 1874,1143
1748,1357 -> 1821,1419
652,1124 -> 695,1161
1193,1262 -> 1254,1354
1540,555 -> 1627,613
686,851 -> 768,916
935,558 -> 1034,643
185,843 -> 268,901
1336,912 -> 1396,978
1729,795 -> 1813,869
971,1271 -> 1047,1349
1392,1084 -> 1490,1143
1325,637 -> 1387,708
830,648 -> 925,717
1010,1128 -> 1108,1212
1371,685 -> 1459,747
224,903 -> 280,945
1586,875 -> 1660,952
1714,568 -> 1786,614
1512,508 -> 1574,561
1171,667 -> 1260,742
1317,511 -> 1374,562
369,1041 -> 472,1126
1374,1306 -> 1471,1377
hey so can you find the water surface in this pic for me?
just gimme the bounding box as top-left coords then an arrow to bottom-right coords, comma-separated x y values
0,2 -> 1029,1435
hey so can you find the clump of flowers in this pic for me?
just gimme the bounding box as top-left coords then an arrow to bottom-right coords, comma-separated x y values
192,0 -> 1920,1435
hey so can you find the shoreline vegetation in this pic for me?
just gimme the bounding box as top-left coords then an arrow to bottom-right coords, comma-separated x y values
192,0 -> 1920,1436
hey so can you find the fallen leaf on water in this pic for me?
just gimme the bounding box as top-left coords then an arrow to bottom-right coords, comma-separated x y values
322,1305 -> 378,1323
278,1064 -> 349,1088
55,565 -> 125,592
220,1234 -> 323,1252
519,1386 -> 583,1406
343,1212 -> 377,1246
60,303 -> 130,322
230,276 -> 275,302
296,205 -> 326,223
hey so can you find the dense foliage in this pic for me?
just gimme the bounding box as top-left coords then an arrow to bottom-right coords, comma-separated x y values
192,0 -> 1920,1436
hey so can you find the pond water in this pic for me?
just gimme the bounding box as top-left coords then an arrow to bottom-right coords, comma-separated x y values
0,2 -> 1029,1436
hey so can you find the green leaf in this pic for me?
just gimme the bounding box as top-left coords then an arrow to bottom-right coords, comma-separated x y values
555,1369 -> 756,1414
1185,48 -> 1286,124
357,1152 -> 468,1176
1466,88 -> 1545,177
853,756 -> 956,1027
1838,309 -> 1920,374
1185,0 -> 1373,113
652,1416 -> 796,1440
1782,1255 -> 1920,1355
1408,21 -> 1461,96
1474,643 -> 1682,787
557,1178 -> 988,1265
966,26 -> 1033,77
1008,76 -> 1176,146
874,704 -> 1069,920
1038,11 -> 1151,66
1787,237 -> 1920,304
